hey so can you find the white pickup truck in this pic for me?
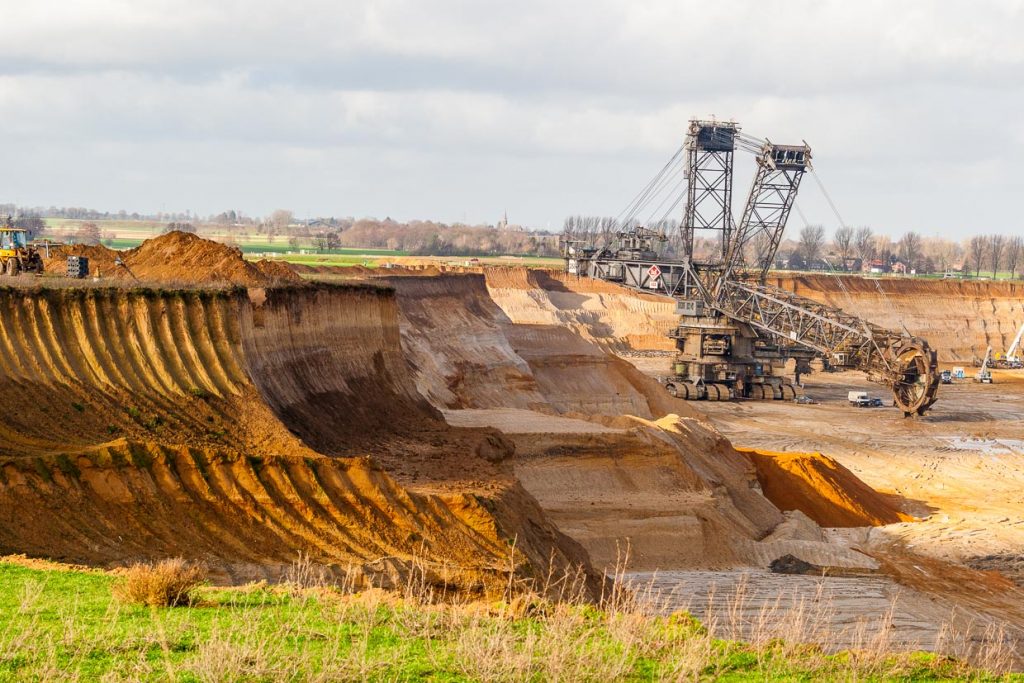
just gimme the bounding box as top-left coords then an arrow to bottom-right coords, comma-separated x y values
848,391 -> 883,407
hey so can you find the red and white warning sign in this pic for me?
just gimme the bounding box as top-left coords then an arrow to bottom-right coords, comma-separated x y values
647,264 -> 661,288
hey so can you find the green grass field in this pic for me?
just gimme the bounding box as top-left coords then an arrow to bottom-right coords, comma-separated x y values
0,560 -> 1015,681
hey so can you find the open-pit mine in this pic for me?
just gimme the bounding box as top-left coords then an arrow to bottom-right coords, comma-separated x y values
2,230 -> 1024,666
3,123 -> 1024,668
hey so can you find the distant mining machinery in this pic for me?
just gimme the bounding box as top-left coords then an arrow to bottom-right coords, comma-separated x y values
563,119 -> 941,416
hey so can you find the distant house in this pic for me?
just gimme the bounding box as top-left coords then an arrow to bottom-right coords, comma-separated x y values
889,257 -> 910,275
864,259 -> 889,274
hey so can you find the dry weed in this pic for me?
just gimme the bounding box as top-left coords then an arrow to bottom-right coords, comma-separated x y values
112,558 -> 207,607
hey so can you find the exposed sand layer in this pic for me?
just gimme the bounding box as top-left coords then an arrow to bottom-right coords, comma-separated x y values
484,267 -> 678,353
0,443 -> 516,588
349,271 -> 955,578
381,273 -> 681,418
697,370 -> 1024,593
9,236 -> 1024,652
770,274 -> 1024,363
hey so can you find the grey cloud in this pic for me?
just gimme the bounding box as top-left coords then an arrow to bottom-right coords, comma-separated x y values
1,0 -> 1023,235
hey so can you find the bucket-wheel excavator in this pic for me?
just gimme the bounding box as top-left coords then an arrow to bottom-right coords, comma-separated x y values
563,119 -> 941,416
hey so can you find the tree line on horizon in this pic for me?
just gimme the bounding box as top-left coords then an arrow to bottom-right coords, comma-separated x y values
5,203 -> 1020,277
563,215 -> 1023,279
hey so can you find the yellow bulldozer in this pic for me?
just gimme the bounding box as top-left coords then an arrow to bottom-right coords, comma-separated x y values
0,217 -> 44,276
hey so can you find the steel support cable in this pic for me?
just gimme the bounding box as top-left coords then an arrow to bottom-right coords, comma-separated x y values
807,172 -> 906,367
794,202 -> 858,313
615,144 -> 685,226
809,166 -> 903,324
597,157 -> 677,251
810,168 -> 850,233
652,188 -> 689,232
629,160 -> 685,222
620,157 -> 685,234
640,165 -> 688,226
796,200 -> 887,366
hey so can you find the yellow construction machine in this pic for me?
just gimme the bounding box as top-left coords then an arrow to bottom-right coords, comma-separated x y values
0,217 -> 44,276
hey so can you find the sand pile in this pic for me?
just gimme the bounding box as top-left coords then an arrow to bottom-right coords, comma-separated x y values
44,232 -> 301,286
740,448 -> 913,527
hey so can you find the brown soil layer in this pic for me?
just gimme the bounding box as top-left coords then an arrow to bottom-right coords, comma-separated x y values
380,273 -> 681,417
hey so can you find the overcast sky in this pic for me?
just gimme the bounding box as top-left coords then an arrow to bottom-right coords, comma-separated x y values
2,0 -> 1022,238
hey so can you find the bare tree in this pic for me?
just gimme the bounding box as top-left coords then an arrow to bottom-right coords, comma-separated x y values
748,231 -> 775,269
968,235 -> 989,277
898,231 -> 923,272
873,235 -> 893,262
989,234 -> 1007,278
75,222 -> 101,245
924,236 -> 962,274
854,226 -> 874,260
269,209 -> 294,231
833,225 -> 855,261
798,224 -> 826,263
1006,236 -> 1022,280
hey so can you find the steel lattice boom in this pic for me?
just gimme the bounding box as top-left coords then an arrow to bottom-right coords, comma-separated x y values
724,143 -> 811,285
714,280 -> 940,414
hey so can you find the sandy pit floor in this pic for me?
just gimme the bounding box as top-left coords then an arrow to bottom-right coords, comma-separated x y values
685,368 -> 1024,585
628,569 -> 1019,659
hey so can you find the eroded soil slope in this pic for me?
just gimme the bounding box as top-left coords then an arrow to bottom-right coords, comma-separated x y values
382,273 -> 679,418
0,283 -> 589,589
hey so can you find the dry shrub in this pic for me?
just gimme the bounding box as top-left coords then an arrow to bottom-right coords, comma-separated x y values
112,558 -> 206,607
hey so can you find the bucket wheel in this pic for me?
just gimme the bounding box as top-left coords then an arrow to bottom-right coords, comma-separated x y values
890,339 -> 940,416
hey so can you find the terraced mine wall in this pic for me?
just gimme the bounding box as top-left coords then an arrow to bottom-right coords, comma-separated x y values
771,275 -> 1024,363
480,267 -> 1024,364
0,284 -> 591,589
372,273 -> 882,574
485,267 -> 678,353
383,273 -> 680,417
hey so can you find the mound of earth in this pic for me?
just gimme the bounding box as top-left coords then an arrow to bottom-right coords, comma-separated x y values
43,232 -> 301,286
44,242 -> 121,275
740,448 -> 914,527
